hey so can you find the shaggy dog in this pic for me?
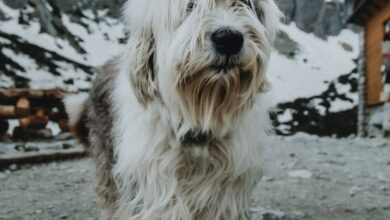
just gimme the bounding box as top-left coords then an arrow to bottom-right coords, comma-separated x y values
65,0 -> 281,219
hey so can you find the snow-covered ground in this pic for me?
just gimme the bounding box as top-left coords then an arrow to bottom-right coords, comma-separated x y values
269,23 -> 359,105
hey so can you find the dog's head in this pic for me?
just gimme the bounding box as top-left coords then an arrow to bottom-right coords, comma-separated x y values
124,0 -> 281,143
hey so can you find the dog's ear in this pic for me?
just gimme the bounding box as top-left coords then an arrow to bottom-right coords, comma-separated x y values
128,29 -> 158,106
253,0 -> 283,41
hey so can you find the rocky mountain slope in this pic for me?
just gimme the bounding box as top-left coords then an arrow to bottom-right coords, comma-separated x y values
0,0 -> 126,91
0,0 -> 359,136
278,0 -> 355,39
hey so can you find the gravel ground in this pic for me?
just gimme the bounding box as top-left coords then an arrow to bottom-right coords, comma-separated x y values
1,134 -> 389,220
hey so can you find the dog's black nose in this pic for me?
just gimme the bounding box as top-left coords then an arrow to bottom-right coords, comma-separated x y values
211,28 -> 244,56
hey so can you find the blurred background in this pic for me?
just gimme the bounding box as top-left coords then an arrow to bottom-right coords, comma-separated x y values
0,0 -> 389,219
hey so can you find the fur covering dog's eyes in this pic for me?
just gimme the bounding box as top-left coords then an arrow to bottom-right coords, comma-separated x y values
187,1 -> 196,12
241,0 -> 253,7
232,0 -> 254,10
240,0 -> 249,5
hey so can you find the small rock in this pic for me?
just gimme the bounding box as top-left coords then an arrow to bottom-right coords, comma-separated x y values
349,186 -> 361,197
289,170 -> 312,179
262,211 -> 285,220
63,143 -> 74,149
319,195 -> 327,201
9,164 -> 18,171
35,209 -> 42,214
344,208 -> 354,213
262,176 -> 274,182
376,174 -> 387,183
60,214 -> 68,219
251,206 -> 285,220
289,153 -> 295,158
14,144 -> 26,152
55,132 -> 73,141
380,185 -> 388,192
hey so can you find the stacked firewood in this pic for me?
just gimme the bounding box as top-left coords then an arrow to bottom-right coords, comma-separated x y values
0,89 -> 69,140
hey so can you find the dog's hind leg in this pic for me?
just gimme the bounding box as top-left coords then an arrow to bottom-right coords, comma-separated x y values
92,134 -> 118,220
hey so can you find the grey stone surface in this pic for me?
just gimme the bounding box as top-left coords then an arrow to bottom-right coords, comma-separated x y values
1,136 -> 389,220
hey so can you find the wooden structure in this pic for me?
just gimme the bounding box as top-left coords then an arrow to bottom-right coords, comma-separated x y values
349,0 -> 390,105
0,89 -> 89,168
348,0 -> 390,136
0,89 -> 69,139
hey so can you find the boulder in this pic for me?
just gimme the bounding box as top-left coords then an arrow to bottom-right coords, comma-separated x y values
277,0 -> 296,24
274,30 -> 300,58
294,0 -> 324,33
314,2 -> 344,39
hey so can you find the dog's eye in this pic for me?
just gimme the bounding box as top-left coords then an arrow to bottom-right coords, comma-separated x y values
187,1 -> 196,12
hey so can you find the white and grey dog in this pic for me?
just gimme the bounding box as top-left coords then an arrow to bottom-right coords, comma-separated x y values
65,0 -> 282,219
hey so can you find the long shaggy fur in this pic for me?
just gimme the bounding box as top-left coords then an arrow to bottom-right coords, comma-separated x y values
65,0 -> 282,219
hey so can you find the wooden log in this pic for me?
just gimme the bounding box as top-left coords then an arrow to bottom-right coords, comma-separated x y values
0,89 -> 66,104
35,108 -> 46,117
45,89 -> 64,99
15,97 -> 30,117
19,115 -> 49,129
0,105 -> 16,118
0,89 -> 45,100
0,148 -> 87,169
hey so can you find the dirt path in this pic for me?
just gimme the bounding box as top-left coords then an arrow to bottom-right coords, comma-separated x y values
1,134 -> 389,220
